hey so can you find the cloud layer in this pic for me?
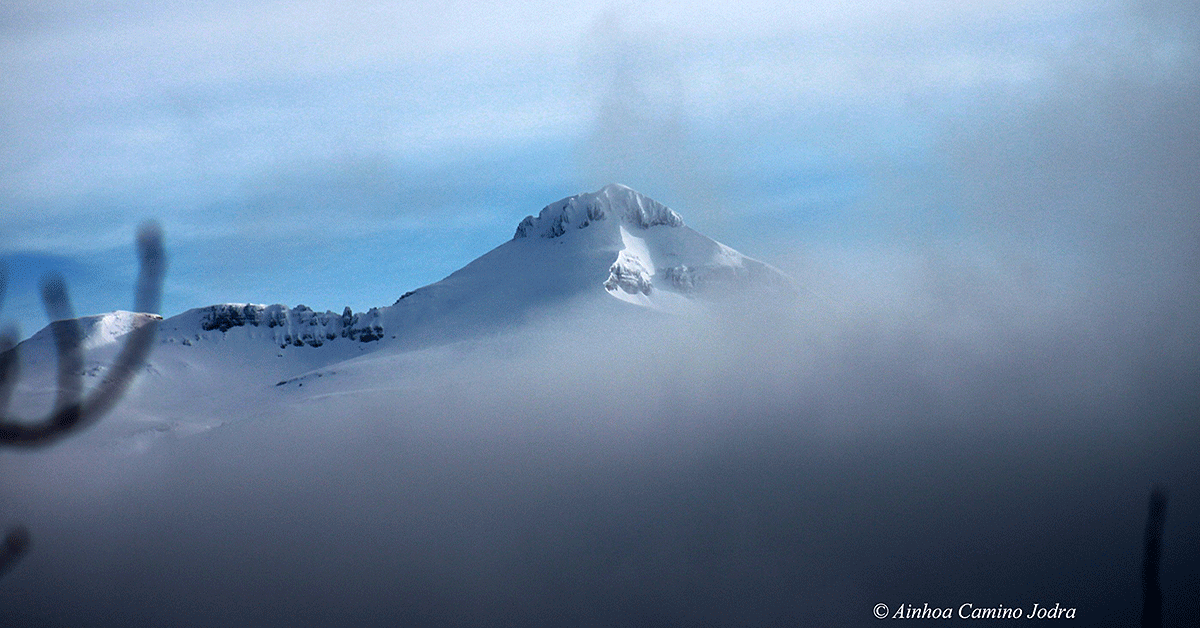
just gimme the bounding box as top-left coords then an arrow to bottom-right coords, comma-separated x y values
1,281 -> 1197,625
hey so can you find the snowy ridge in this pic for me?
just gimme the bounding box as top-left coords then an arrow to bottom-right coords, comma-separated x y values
514,183 -> 683,239
11,310 -> 161,356
77,310 -> 161,351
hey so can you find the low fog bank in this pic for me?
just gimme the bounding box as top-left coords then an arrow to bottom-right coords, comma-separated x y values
1,261 -> 1197,626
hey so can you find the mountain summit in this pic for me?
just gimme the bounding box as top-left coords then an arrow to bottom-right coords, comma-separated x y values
390,184 -> 792,318
513,183 -> 684,239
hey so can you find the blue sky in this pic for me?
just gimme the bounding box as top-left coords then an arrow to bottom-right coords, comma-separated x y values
2,0 -> 1196,337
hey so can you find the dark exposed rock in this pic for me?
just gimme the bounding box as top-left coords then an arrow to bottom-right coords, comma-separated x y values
198,303 -> 384,346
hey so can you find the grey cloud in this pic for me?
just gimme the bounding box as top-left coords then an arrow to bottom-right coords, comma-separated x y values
0,285 -> 1196,625
935,0 -> 1200,329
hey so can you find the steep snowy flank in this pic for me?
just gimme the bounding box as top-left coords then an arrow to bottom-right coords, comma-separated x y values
604,226 -> 655,296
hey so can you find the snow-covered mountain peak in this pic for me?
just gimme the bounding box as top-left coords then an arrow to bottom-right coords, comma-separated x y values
513,184 -> 684,240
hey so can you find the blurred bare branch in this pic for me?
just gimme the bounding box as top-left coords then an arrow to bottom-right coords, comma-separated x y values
0,526 -> 30,579
0,222 -> 165,578
0,222 -> 164,446
1141,486 -> 1168,628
